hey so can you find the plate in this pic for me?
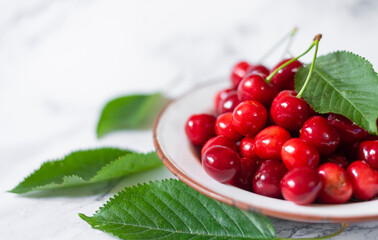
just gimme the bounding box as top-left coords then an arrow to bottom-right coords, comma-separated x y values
153,80 -> 378,223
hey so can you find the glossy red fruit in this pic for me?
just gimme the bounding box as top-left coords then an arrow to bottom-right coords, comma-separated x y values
215,113 -> 243,141
253,160 -> 287,198
281,167 -> 322,205
237,74 -> 278,107
185,114 -> 216,146
239,137 -> 257,159
357,140 -> 378,170
202,146 -> 240,183
214,88 -> 234,113
300,116 -> 340,156
337,141 -> 359,161
269,59 -> 303,90
327,113 -> 368,145
270,90 -> 310,131
218,90 -> 240,114
231,61 -> 251,88
232,101 -> 268,137
317,163 -> 353,204
347,161 -> 378,200
255,126 -> 291,160
281,138 -> 320,170
201,136 -> 238,157
247,64 -> 270,77
230,157 -> 259,190
323,153 -> 348,169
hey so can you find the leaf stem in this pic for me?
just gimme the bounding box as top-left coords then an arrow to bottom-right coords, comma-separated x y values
276,222 -> 347,240
265,34 -> 321,84
296,34 -> 322,98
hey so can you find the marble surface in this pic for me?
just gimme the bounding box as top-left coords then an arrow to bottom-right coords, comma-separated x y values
0,0 -> 377,239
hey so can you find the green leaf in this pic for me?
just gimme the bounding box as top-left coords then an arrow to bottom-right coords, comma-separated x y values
79,179 -> 276,240
97,93 -> 169,138
10,148 -> 162,194
295,51 -> 378,134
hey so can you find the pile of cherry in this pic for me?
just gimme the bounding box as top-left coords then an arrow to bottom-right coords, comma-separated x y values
185,59 -> 378,205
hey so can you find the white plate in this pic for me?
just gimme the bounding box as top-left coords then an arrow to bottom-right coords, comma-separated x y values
153,80 -> 378,223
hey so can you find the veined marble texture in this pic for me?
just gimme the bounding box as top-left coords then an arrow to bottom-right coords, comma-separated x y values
0,0 -> 377,239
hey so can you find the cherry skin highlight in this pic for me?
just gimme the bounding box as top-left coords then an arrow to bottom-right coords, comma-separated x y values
317,163 -> 353,204
239,136 -> 257,159
270,58 -> 303,90
281,138 -> 320,170
231,61 -> 251,89
254,126 -> 291,160
215,113 -> 243,141
357,140 -> 378,170
214,88 -> 234,113
201,136 -> 238,158
347,161 -> 378,200
252,160 -> 287,199
300,116 -> 340,156
270,90 -> 310,131
281,167 -> 322,205
247,64 -> 270,77
185,114 -> 216,146
327,113 -> 368,145
232,101 -> 268,137
202,145 -> 240,183
218,90 -> 240,114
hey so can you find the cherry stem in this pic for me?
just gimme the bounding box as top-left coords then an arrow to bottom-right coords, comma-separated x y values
276,222 -> 347,240
281,27 -> 298,59
258,27 -> 298,64
296,34 -> 322,98
265,34 -> 322,84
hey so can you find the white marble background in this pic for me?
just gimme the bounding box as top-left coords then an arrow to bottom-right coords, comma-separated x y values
1,0 -> 378,239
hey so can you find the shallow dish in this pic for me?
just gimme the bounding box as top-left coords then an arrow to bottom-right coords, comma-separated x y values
153,80 -> 378,223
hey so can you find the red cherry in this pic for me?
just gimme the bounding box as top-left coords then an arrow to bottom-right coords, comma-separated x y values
237,74 -> 278,107
247,64 -> 270,77
300,116 -> 340,156
281,167 -> 322,205
270,90 -> 310,131
231,61 -> 251,88
358,140 -> 378,170
327,113 -> 368,145
202,146 -> 240,183
185,114 -> 216,146
255,126 -> 291,160
214,88 -> 234,113
337,141 -> 359,161
269,58 -> 303,90
232,101 -> 268,137
281,138 -> 320,170
317,163 -> 353,204
201,136 -> 238,157
215,113 -> 243,141
323,153 -> 349,169
229,157 -> 259,191
347,161 -> 378,200
239,136 -> 257,159
218,90 -> 240,114
364,134 -> 378,141
252,160 -> 287,199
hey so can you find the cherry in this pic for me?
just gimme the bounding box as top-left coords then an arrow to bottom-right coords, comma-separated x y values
239,136 -> 257,159
269,58 -> 303,90
231,61 -> 251,89
201,136 -> 238,158
237,74 -> 278,107
317,163 -> 353,204
281,138 -> 320,170
255,126 -> 291,160
270,90 -> 310,131
202,146 -> 240,183
327,113 -> 368,145
337,141 -> 359,161
218,90 -> 240,114
214,88 -> 234,113
281,167 -> 322,205
357,140 -> 378,170
232,101 -> 268,137
252,160 -> 287,199
215,113 -> 243,141
323,153 -> 348,169
185,114 -> 216,146
347,161 -> 378,200
229,157 -> 259,191
300,116 -> 340,156
247,64 -> 270,77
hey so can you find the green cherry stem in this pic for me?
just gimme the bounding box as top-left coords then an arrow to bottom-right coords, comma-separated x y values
276,222 -> 347,240
296,34 -> 322,98
281,27 -> 298,59
265,34 -> 322,84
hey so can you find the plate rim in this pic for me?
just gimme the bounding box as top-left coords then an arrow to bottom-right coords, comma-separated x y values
153,81 -> 378,223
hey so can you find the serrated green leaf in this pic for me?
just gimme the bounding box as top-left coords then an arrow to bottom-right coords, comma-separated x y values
10,148 -> 162,194
295,51 -> 378,134
97,93 -> 169,138
79,179 -> 276,240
